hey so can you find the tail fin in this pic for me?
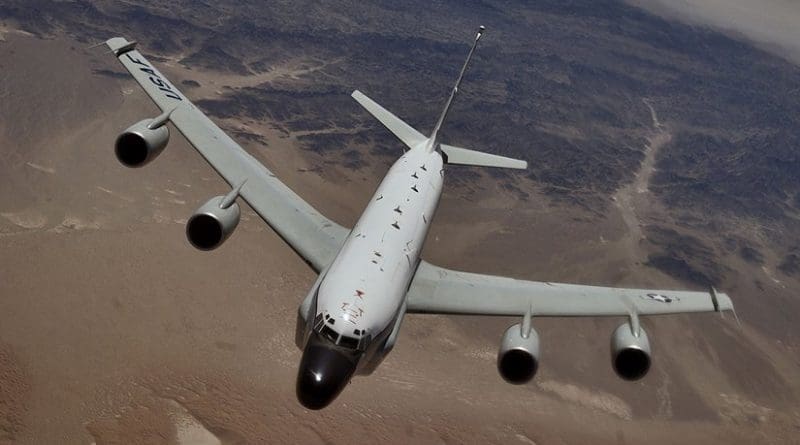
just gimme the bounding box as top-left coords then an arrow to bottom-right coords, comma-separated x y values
351,90 -> 427,151
351,26 -> 528,170
430,25 -> 485,146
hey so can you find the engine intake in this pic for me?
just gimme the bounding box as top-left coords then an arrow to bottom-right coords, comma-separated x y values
497,323 -> 540,384
186,196 -> 241,250
115,119 -> 169,167
610,322 -> 651,381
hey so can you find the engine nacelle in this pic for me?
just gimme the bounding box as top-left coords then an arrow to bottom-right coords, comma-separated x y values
186,196 -> 241,250
497,323 -> 540,384
610,322 -> 652,381
115,119 -> 169,167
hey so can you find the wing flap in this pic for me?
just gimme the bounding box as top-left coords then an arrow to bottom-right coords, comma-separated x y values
407,260 -> 734,317
106,37 -> 349,271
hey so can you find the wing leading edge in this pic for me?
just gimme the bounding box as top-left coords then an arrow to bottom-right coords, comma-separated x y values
105,37 -> 349,271
407,260 -> 734,318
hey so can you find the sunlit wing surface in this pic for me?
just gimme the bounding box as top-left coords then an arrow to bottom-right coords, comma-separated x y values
105,37 -> 349,271
407,260 -> 734,317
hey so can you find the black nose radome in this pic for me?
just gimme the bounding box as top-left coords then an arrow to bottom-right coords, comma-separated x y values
296,338 -> 358,410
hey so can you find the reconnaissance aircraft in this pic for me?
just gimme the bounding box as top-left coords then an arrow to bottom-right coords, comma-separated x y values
103,27 -> 734,410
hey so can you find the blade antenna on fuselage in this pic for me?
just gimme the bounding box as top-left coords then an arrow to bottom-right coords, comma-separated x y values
428,25 -> 485,150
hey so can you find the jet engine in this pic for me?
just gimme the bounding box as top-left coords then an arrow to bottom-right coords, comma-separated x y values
497,323 -> 540,384
186,196 -> 240,250
115,118 -> 169,167
610,322 -> 651,381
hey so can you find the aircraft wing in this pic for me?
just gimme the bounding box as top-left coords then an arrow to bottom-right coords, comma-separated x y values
105,37 -> 349,272
406,260 -> 734,317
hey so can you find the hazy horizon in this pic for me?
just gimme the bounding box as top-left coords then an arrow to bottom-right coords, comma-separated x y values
629,0 -> 800,65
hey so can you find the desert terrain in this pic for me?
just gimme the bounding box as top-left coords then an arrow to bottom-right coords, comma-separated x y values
1,1 -> 800,444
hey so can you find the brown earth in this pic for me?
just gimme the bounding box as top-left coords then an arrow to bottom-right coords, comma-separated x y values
0,32 -> 799,444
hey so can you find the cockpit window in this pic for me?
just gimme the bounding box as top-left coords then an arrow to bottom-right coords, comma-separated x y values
339,335 -> 359,350
314,314 -> 371,351
320,324 -> 339,343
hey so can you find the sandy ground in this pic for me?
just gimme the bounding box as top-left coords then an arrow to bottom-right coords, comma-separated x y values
0,33 -> 799,444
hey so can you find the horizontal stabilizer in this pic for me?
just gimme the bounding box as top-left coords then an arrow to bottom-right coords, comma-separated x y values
352,90 -> 427,150
440,144 -> 527,170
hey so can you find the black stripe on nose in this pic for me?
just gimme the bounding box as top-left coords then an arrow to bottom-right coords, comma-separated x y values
296,334 -> 358,410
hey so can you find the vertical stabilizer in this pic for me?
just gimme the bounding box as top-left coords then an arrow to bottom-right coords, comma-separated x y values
428,26 -> 485,149
351,26 -> 526,170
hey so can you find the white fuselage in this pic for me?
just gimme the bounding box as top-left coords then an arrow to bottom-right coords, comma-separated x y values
314,147 -> 444,363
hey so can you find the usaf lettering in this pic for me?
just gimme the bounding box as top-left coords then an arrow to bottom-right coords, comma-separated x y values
124,53 -> 182,101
